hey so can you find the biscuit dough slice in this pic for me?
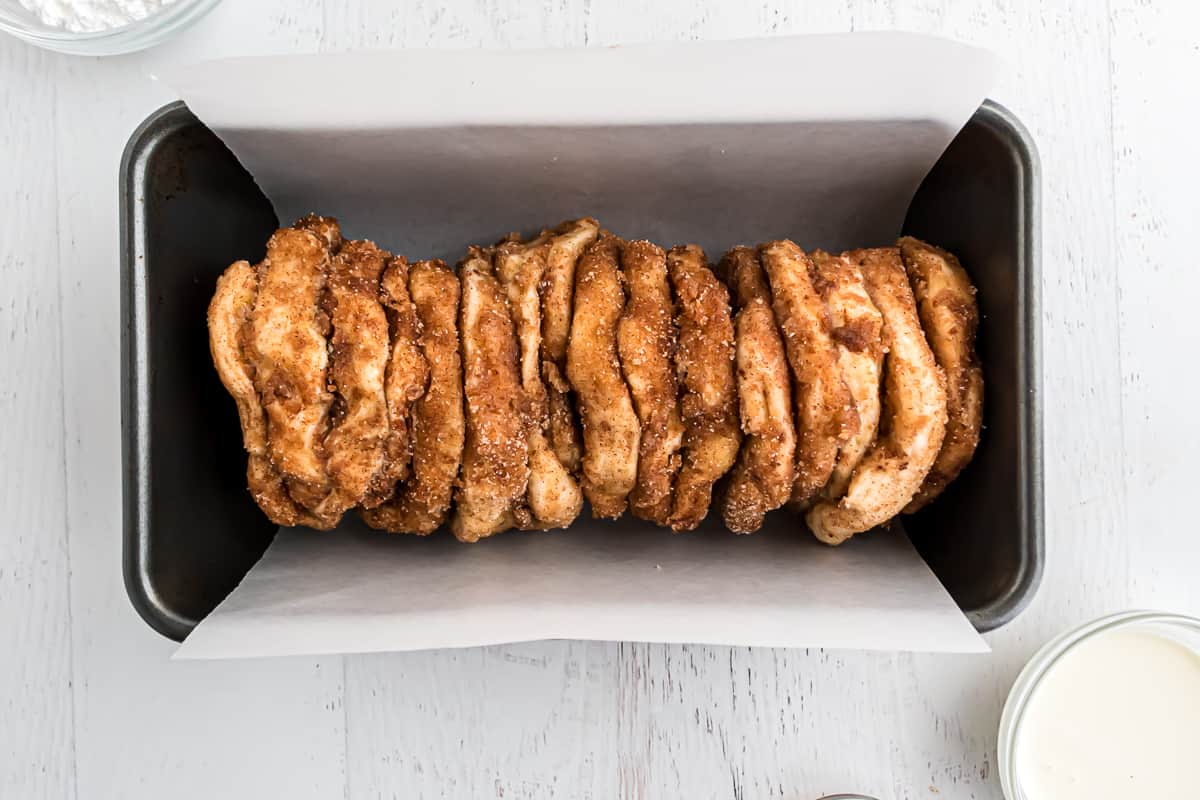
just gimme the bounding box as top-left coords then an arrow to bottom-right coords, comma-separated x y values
665,245 -> 740,531
810,249 -> 884,500
452,247 -> 530,542
617,239 -> 685,525
367,254 -> 431,506
361,260 -> 464,534
318,240 -> 395,517
897,236 -> 984,512
715,247 -> 797,534
806,248 -> 947,545
540,218 -> 599,473
247,226 -> 340,526
495,233 -> 583,530
566,233 -> 641,518
208,260 -> 327,528
293,213 -> 343,251
759,240 -> 856,508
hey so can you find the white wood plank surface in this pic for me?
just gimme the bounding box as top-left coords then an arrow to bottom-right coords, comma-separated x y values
1110,0 -> 1200,615
0,41 -> 77,800
47,6 -> 348,800
2,0 -> 1197,798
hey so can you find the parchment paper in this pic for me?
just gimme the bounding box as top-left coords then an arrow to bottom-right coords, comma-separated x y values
176,515 -> 986,659
167,33 -> 996,658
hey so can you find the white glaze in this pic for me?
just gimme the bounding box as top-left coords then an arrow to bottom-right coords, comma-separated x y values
1016,628 -> 1200,799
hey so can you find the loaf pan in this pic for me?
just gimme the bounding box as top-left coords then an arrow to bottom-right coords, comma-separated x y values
121,100 -> 1041,642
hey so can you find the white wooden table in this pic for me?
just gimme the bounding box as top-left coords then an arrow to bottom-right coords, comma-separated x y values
3,2 -> 1198,797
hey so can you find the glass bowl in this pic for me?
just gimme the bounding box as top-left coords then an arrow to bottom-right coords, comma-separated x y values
998,610 -> 1200,799
0,0 -> 220,55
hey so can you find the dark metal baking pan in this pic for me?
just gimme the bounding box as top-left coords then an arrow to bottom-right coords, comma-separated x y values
121,100 -> 1041,642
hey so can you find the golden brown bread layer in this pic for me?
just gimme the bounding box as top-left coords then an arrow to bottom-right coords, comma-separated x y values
567,233 -> 641,519
617,239 -> 685,525
361,260 -> 464,534
293,213 -> 343,251
666,245 -> 740,531
541,218 -> 601,366
369,254 -> 431,506
495,233 -> 583,530
806,247 -> 948,545
810,249 -> 884,501
320,240 -> 394,517
716,247 -> 797,534
898,236 -> 984,512
209,260 -> 267,457
246,226 -> 340,527
209,259 -> 328,528
452,247 -> 530,542
540,219 -> 598,474
209,217 -> 981,541
759,239 -> 857,509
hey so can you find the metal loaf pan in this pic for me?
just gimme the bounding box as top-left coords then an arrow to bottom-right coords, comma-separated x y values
121,100 -> 1042,642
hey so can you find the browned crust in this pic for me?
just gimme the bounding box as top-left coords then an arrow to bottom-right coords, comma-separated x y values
496,233 -> 553,426
810,249 -> 884,501
665,245 -> 741,531
541,217 -> 601,365
361,260 -> 464,534
495,233 -> 583,530
617,239 -> 685,524
759,240 -> 857,508
544,367 -> 583,474
540,219 -> 598,475
451,247 -> 530,541
715,247 -> 797,534
805,247 -> 947,544
293,213 -> 344,252
566,233 -> 641,518
209,261 -> 267,456
365,255 -> 431,507
247,226 -> 340,527
209,260 -> 328,528
246,455 -> 330,529
898,236 -> 984,512
315,240 -> 395,518
217,219 -> 977,537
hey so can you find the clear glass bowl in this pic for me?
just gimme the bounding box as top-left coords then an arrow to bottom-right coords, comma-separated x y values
998,610 -> 1200,799
0,0 -> 220,55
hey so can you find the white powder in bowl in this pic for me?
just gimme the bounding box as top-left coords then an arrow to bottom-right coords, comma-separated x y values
18,0 -> 178,32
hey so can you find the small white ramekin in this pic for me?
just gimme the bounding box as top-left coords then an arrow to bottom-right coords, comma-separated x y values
997,610 -> 1200,799
0,0 -> 220,55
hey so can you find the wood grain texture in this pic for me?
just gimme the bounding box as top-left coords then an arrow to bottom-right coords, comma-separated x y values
1110,0 -> 1200,616
1,0 -> 1196,797
0,41 -> 76,800
43,5 -> 348,799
